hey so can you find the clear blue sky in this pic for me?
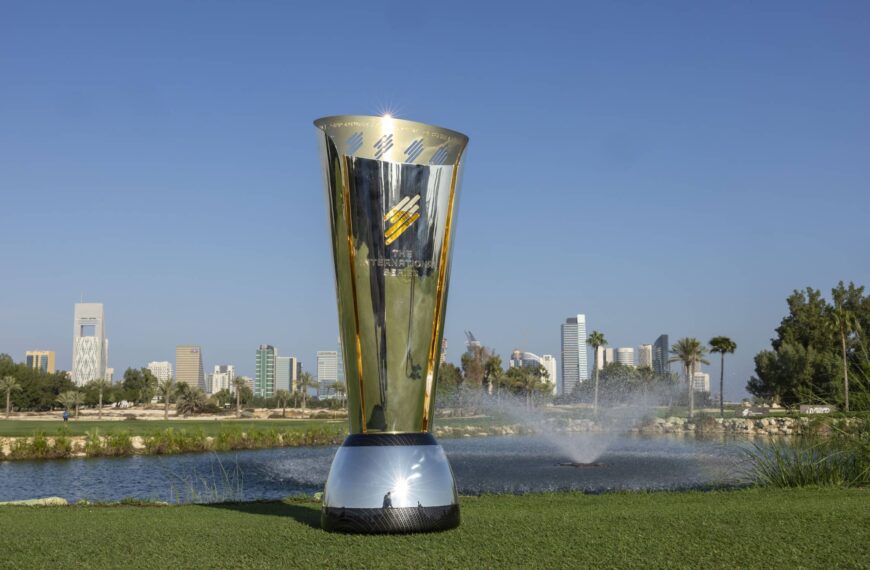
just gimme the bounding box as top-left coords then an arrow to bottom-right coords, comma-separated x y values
2,1 -> 868,398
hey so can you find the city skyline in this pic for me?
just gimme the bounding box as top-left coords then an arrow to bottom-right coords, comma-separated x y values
12,301 -> 753,398
2,3 -> 869,401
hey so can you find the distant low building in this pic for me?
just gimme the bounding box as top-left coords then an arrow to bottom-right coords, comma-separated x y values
147,361 -> 173,383
614,347 -> 635,367
26,350 -> 56,374
692,371 -> 711,393
211,365 -> 235,394
317,351 -> 339,399
510,350 -> 558,395
638,344 -> 653,368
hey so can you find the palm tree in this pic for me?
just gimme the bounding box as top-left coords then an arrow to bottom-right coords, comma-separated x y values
509,365 -> 548,409
669,338 -> 710,420
831,303 -> 859,412
637,366 -> 656,407
232,377 -> 247,418
332,382 -> 347,409
176,386 -> 208,415
0,375 -> 22,419
57,390 -> 85,419
296,372 -> 316,414
709,336 -> 737,418
275,389 -> 291,417
88,378 -> 112,420
484,356 -> 503,401
586,331 -> 607,415
156,377 -> 175,420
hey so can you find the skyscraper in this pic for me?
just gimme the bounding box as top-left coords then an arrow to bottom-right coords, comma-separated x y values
614,347 -> 635,367
175,345 -> 205,390
653,334 -> 670,375
255,345 -> 276,398
638,344 -> 653,368
560,314 -> 587,396
26,350 -> 56,374
317,350 -> 339,398
276,356 -> 298,392
147,361 -> 173,383
72,303 -> 108,386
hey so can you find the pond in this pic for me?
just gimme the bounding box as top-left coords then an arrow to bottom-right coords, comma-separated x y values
0,434 -> 752,503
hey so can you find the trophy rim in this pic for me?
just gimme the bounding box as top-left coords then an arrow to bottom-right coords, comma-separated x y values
314,114 -> 469,145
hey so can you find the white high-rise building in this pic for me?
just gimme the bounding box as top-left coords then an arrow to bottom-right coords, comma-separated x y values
509,350 -> 558,395
72,303 -> 108,386
595,346 -> 616,371
560,314 -> 587,396
147,361 -> 173,383
211,365 -> 235,394
276,356 -> 298,392
317,350 -> 339,398
615,347 -> 635,367
638,344 -> 653,368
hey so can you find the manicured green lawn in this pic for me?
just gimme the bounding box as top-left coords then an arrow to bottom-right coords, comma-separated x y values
0,419 -> 343,437
0,489 -> 866,569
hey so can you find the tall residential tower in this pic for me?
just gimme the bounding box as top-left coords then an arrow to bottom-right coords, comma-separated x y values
255,345 -> 277,398
560,314 -> 587,396
653,334 -> 670,375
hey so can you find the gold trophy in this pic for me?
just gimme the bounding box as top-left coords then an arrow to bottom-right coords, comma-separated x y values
314,115 -> 468,533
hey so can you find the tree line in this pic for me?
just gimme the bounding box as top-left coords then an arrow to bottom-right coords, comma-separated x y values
748,281 -> 869,411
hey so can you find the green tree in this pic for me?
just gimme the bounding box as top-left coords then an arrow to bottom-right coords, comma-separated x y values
669,338 -> 709,419
87,378 -> 112,420
176,386 -> 207,415
332,382 -> 346,409
586,330 -> 607,415
1,375 -> 22,418
296,372 -> 316,414
231,378 -> 247,417
505,365 -> 549,409
57,390 -> 85,418
483,355 -> 503,397
275,389 -> 291,417
709,336 -> 737,418
748,282 -> 870,409
831,297 -> 860,413
156,377 -> 175,420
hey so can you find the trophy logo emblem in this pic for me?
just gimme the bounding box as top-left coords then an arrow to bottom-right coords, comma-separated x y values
384,194 -> 421,245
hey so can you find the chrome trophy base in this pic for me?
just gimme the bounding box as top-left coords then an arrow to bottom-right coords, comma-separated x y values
322,433 -> 460,533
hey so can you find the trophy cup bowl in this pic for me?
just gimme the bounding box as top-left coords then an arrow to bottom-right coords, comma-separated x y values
314,115 -> 468,533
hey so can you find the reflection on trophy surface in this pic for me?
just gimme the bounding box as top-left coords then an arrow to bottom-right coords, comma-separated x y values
314,114 -> 468,533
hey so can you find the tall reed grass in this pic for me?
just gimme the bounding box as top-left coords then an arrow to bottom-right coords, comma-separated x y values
745,432 -> 869,488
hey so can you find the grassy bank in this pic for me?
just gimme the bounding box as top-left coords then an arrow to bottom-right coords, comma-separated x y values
0,419 -> 343,437
0,489 -> 867,569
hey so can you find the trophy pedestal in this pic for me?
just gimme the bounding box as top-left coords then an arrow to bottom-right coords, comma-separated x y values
321,433 -> 460,534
